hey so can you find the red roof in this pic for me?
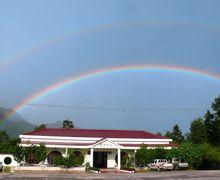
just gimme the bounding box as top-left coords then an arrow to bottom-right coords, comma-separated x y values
121,142 -> 178,147
23,128 -> 168,139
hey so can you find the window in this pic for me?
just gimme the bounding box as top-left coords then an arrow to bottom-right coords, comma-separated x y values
4,157 -> 12,165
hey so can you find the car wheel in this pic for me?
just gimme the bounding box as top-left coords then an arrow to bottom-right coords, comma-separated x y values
175,165 -> 179,170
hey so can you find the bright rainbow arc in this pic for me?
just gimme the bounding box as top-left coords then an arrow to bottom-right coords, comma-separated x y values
1,64 -> 220,122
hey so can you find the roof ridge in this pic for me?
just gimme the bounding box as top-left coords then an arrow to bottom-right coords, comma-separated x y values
39,127 -> 147,132
22,128 -> 168,139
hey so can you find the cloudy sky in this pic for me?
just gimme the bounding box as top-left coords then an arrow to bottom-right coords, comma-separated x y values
0,0 -> 220,133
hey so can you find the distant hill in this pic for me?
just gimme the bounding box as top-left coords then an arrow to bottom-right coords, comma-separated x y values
46,120 -> 63,128
0,106 -> 65,137
0,106 -> 35,137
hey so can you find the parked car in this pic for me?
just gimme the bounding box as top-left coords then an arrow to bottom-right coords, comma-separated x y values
0,162 -> 3,172
148,159 -> 174,171
172,158 -> 189,170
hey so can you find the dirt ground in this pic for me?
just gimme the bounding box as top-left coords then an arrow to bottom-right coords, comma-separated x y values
1,170 -> 220,179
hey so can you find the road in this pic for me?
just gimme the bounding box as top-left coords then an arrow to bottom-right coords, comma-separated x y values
0,170 -> 220,179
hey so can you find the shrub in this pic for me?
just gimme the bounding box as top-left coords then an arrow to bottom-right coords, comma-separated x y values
121,167 -> 135,171
135,145 -> 150,167
71,152 -> 84,166
135,145 -> 168,167
85,162 -> 90,171
89,167 -> 100,172
3,166 -> 11,173
199,143 -> 220,169
52,156 -> 64,167
12,145 -> 25,163
35,144 -> 47,163
23,145 -> 47,164
52,155 -> 77,168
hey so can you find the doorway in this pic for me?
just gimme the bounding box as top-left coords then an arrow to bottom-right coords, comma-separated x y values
93,152 -> 107,168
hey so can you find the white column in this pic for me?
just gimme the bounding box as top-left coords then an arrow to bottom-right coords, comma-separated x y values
117,148 -> 121,170
65,148 -> 68,157
134,149 -> 137,168
90,148 -> 93,167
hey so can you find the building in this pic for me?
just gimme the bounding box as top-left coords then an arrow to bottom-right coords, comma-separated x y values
19,128 -> 176,169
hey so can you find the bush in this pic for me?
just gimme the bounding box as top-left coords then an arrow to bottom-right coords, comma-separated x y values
71,152 -> 84,166
121,167 -> 135,171
23,145 -> 47,164
35,144 -> 47,163
3,166 -> 11,173
85,162 -> 90,171
135,145 -> 169,167
52,156 -> 64,167
52,155 -> 77,168
89,167 -> 100,172
135,145 -> 150,167
199,143 -> 220,169
12,145 -> 25,163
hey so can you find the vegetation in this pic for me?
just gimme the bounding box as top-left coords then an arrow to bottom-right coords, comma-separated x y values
0,130 -> 20,154
165,124 -> 184,144
134,95 -> 220,170
34,124 -> 47,131
11,144 -> 47,164
89,166 -> 100,172
3,166 -> 11,172
187,118 -> 207,144
63,119 -> 74,128
52,150 -> 84,168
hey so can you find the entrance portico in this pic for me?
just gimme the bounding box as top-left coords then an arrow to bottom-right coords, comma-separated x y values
89,139 -> 122,170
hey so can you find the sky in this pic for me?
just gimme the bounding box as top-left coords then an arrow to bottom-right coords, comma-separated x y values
0,0 -> 220,133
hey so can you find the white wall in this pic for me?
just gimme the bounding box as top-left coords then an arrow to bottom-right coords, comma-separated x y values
0,154 -> 19,167
107,151 -> 117,168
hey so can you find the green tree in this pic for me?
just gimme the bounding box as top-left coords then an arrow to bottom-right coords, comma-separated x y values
0,131 -> 19,154
0,130 -> 9,143
187,118 -> 207,144
166,124 -> 184,144
156,132 -> 162,136
12,144 -> 25,163
34,124 -> 47,131
209,95 -> 220,146
63,119 -> 74,129
135,144 -> 150,167
204,110 -> 215,144
200,143 -> 220,169
35,144 -> 47,163
166,142 -> 203,169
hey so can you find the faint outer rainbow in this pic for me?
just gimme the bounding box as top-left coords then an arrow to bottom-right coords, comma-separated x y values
1,20 -> 220,71
1,64 -> 220,122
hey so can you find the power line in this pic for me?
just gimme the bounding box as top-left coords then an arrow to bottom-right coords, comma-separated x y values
24,103 -> 211,112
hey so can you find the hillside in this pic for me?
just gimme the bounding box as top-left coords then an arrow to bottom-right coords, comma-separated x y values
0,106 -> 36,137
0,107 -> 66,137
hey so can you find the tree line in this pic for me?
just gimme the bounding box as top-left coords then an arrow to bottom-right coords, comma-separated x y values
163,95 -> 220,146
135,95 -> 220,170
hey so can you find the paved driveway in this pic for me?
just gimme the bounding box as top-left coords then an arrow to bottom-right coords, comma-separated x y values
0,170 -> 220,179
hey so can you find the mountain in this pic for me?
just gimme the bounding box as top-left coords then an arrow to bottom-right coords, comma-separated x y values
0,106 -> 35,137
0,106 -> 65,137
46,120 -> 63,128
